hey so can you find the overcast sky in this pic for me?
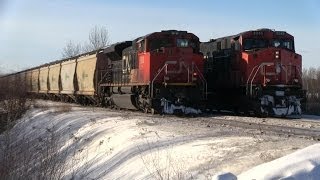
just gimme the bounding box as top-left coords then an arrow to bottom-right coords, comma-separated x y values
0,0 -> 319,73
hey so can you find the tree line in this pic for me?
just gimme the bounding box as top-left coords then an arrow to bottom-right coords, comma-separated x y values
302,67 -> 320,115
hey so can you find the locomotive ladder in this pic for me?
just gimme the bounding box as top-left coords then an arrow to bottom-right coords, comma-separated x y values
246,62 -> 273,96
150,64 -> 168,98
193,64 -> 207,100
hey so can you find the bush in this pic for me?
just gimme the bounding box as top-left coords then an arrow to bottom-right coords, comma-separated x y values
0,74 -> 29,133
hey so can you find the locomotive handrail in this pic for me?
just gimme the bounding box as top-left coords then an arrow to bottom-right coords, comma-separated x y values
193,64 -> 208,99
250,64 -> 264,96
150,64 -> 168,98
246,65 -> 259,95
98,69 -> 109,85
150,62 -> 207,100
247,62 -> 273,96
281,65 -> 288,83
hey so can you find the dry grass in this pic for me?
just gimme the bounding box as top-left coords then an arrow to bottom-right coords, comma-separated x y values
139,138 -> 192,180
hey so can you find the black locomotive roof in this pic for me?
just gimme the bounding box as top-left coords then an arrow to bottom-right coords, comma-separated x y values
204,28 -> 291,44
134,30 -> 195,41
104,41 -> 132,61
103,41 -> 132,54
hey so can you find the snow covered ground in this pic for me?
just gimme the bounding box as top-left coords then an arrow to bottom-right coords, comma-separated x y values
0,100 -> 319,179
237,143 -> 320,179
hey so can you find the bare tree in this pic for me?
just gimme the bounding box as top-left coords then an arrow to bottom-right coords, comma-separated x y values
86,25 -> 110,51
61,40 -> 82,58
62,25 -> 110,56
302,66 -> 320,115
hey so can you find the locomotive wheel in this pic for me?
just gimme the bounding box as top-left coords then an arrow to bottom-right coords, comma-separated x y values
151,108 -> 155,115
258,107 -> 268,118
253,103 -> 268,118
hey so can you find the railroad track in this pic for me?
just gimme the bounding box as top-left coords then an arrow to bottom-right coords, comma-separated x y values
31,100 -> 320,140
201,117 -> 320,141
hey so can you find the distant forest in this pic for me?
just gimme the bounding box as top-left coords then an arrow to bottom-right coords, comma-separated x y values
303,67 -> 320,115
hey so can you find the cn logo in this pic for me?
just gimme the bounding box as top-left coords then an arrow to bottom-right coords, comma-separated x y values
259,62 -> 282,76
165,60 -> 190,74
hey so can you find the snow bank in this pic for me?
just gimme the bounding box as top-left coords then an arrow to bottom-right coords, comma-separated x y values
1,100 -> 318,179
238,143 -> 320,180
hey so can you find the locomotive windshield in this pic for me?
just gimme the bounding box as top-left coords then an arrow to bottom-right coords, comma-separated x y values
148,38 -> 200,53
177,39 -> 189,47
243,39 -> 268,50
271,39 -> 294,50
177,38 -> 200,53
243,38 -> 294,51
149,38 -> 173,51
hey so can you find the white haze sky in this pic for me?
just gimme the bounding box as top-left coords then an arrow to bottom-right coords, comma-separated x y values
0,0 -> 320,73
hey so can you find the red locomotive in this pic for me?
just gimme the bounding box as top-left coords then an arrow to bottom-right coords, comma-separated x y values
201,29 -> 303,117
100,30 -> 206,114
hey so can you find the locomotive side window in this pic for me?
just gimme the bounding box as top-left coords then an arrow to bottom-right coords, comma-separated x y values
234,41 -> 240,51
138,40 -> 145,52
177,39 -> 189,47
231,37 -> 240,51
217,41 -> 221,51
223,38 -> 228,49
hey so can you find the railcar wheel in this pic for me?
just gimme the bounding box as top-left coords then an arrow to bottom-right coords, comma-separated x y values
151,108 -> 155,115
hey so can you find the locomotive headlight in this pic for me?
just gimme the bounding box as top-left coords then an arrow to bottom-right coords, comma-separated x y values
275,51 -> 280,59
294,78 -> 299,83
193,72 -> 198,76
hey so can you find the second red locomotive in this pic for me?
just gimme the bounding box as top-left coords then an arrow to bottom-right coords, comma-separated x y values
201,28 -> 303,117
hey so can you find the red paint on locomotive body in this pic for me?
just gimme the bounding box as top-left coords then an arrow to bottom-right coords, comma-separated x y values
136,30 -> 204,86
240,30 -> 302,88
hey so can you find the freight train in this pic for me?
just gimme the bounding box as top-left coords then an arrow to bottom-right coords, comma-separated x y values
201,28 -> 304,117
0,28 -> 304,117
0,30 -> 207,115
